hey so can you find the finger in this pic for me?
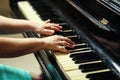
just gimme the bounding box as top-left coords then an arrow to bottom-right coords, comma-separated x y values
44,25 -> 62,32
50,26 -> 62,32
40,29 -> 55,35
52,24 -> 62,29
59,36 -> 75,45
47,23 -> 62,29
58,41 -> 74,48
57,46 -> 69,53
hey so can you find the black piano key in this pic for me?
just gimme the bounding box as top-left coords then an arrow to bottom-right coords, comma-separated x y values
70,52 -> 100,63
34,6 -> 52,12
51,18 -> 64,21
72,43 -> 89,50
59,23 -> 71,30
29,0 -> 67,25
37,10 -> 56,15
66,43 -> 88,51
69,36 -> 84,44
56,30 -> 75,37
70,51 -> 94,58
79,62 -> 108,72
69,48 -> 90,53
39,12 -> 59,17
40,14 -> 60,21
29,1 -> 55,15
74,56 -> 100,64
37,9 -> 55,14
50,19 -> 65,24
87,71 -> 120,80
29,1 -> 51,10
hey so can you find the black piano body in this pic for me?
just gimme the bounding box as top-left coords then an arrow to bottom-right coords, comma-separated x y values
9,0 -> 120,80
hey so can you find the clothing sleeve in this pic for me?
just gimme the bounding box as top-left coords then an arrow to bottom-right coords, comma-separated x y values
0,64 -> 32,80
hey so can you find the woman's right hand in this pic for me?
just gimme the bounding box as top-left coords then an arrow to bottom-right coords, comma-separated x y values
41,35 -> 75,53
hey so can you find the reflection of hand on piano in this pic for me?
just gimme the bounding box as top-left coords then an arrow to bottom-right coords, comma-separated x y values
41,35 -> 75,52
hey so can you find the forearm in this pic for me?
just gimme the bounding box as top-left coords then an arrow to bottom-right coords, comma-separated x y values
0,37 -> 45,58
0,15 -> 34,34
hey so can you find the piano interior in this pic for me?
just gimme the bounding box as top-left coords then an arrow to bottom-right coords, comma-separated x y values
10,0 -> 120,80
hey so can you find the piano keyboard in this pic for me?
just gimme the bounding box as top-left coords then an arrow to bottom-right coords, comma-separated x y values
17,1 -> 43,23
17,1 -> 120,80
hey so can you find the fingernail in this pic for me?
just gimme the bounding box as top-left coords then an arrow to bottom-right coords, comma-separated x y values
59,26 -> 62,28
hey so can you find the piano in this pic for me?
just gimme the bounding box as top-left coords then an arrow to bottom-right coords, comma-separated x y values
10,0 -> 120,80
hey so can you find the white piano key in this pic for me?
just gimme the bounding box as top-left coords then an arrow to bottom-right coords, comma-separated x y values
70,49 -> 93,54
55,51 -> 101,71
17,1 -> 43,23
62,29 -> 73,32
57,57 -> 73,62
62,64 -> 78,71
66,69 -> 110,80
56,54 -> 70,59
74,43 -> 86,46
86,69 -> 110,74
55,55 -> 79,71
66,35 -> 78,38
60,65 -> 77,70
69,47 -> 90,52
66,70 -> 89,80
80,60 -> 102,65
56,49 -> 92,60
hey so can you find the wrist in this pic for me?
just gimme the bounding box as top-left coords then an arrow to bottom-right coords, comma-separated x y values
21,20 -> 36,32
32,38 -> 47,50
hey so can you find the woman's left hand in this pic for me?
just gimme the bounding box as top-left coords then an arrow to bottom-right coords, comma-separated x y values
32,19 -> 62,35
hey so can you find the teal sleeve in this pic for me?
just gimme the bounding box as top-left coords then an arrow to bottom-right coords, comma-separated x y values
0,64 -> 32,80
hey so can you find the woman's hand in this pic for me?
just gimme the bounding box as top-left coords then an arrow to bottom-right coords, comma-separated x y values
41,35 -> 75,52
32,19 -> 62,35
0,16 -> 61,34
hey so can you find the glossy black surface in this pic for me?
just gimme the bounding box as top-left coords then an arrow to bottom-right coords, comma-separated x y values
72,0 -> 120,61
